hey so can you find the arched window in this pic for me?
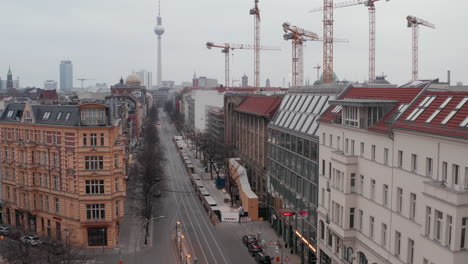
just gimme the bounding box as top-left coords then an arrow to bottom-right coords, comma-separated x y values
358,252 -> 368,264
344,247 -> 354,263
319,220 -> 325,240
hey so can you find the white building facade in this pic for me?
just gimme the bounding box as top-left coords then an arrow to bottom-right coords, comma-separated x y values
185,89 -> 224,132
316,81 -> 468,264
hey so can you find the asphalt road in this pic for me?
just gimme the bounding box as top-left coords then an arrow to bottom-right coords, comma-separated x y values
95,111 -> 256,264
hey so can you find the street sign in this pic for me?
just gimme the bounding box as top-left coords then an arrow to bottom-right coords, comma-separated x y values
276,256 -> 281,262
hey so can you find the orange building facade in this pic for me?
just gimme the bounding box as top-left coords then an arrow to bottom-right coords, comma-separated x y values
0,102 -> 127,248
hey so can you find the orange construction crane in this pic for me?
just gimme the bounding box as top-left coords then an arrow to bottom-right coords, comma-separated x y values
311,0 -> 389,83
282,22 -> 319,87
406,15 -> 435,81
206,42 -> 280,88
250,0 -> 261,87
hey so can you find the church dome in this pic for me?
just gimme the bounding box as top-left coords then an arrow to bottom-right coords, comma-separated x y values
126,73 -> 141,86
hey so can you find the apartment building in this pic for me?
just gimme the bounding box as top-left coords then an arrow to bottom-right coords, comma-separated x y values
0,101 -> 127,248
316,81 -> 468,264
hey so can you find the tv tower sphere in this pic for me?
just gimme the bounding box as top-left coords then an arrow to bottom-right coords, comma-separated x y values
154,24 -> 164,36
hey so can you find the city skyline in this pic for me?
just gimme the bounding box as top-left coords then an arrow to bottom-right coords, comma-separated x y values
0,0 -> 467,87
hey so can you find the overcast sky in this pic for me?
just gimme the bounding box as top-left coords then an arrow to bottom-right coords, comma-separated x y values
1,0 -> 467,88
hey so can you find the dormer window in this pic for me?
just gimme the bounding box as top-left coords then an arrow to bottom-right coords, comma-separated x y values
42,112 -> 51,120
343,106 -> 359,127
25,111 -> 33,123
81,108 -> 106,126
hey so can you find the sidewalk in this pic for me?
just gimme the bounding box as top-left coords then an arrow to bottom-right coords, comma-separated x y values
238,221 -> 302,264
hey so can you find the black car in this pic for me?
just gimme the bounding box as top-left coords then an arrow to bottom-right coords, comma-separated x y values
242,234 -> 258,246
255,252 -> 272,264
248,243 -> 263,257
42,240 -> 65,255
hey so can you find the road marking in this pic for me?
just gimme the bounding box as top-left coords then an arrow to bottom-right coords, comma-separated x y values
163,121 -> 230,264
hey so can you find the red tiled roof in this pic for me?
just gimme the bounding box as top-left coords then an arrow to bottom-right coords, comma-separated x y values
40,89 -> 58,100
234,96 -> 283,118
393,91 -> 468,138
318,87 -> 424,133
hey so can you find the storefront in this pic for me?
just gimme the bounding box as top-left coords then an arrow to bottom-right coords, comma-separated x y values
87,227 -> 108,246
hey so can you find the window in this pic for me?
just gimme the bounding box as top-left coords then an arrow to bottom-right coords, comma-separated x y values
350,174 -> 356,193
371,145 -> 376,160
397,187 -> 403,213
321,159 -> 325,175
349,208 -> 355,228
90,133 -> 97,146
395,231 -> 401,256
322,133 -> 326,144
100,133 -> 105,146
360,142 -> 364,156
370,179 -> 375,200
329,134 -> 333,148
56,112 -> 62,120
359,210 -> 363,231
115,178 -> 119,192
360,175 -> 364,195
343,106 -> 359,127
425,207 -> 432,236
65,112 -> 71,121
337,136 -> 341,151
53,153 -> 58,168
384,148 -> 389,165
350,140 -> 355,155
42,112 -> 51,120
55,198 -> 60,213
398,150 -> 403,167
409,193 -> 416,219
435,210 -> 443,241
86,204 -> 105,220
446,215 -> 452,247
369,216 -> 374,238
383,184 -> 389,207
85,180 -> 105,194
411,154 -> 417,171
345,138 -> 349,153
453,164 -> 460,185
116,200 -> 120,216
442,162 -> 448,183
465,167 -> 468,189
83,133 -> 87,146
462,217 -> 467,249
441,97 -> 467,124
328,228 -> 333,247
53,175 -> 60,190
85,156 -> 104,170
320,221 -> 325,240
407,238 -> 414,264
88,227 -> 107,246
381,223 -> 387,247
114,155 -> 119,168
426,157 -> 433,177
6,110 -> 14,118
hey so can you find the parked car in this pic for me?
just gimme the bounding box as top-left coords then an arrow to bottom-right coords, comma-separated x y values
248,243 -> 263,257
242,234 -> 258,246
0,225 -> 11,235
20,235 -> 42,246
8,231 -> 22,240
255,252 -> 272,264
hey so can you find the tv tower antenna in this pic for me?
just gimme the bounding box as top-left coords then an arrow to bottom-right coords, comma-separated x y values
154,1 -> 165,87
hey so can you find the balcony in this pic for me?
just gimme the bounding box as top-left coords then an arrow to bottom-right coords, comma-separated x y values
331,150 -> 358,165
423,181 -> 468,206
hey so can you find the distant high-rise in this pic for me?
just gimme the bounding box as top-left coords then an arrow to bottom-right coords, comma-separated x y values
44,80 -> 58,90
242,74 -> 249,87
60,60 -> 73,91
154,1 -> 165,87
136,70 -> 153,89
265,78 -> 270,87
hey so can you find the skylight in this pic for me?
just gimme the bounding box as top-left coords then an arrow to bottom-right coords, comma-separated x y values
441,97 -> 467,125
406,96 -> 437,121
460,117 -> 468,128
65,112 -> 71,121
56,112 -> 62,120
6,110 -> 14,118
426,97 -> 453,123
42,112 -> 51,120
331,105 -> 342,114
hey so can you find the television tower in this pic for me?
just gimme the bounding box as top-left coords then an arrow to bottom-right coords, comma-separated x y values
154,1 -> 165,87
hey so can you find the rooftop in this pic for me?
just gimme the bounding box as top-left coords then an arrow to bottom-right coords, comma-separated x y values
234,96 -> 283,119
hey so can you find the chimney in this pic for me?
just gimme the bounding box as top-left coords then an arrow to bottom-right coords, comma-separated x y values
447,70 -> 451,85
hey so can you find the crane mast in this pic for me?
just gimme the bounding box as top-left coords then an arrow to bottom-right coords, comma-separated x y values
323,0 -> 334,83
283,23 -> 319,87
250,0 -> 261,87
406,15 -> 435,81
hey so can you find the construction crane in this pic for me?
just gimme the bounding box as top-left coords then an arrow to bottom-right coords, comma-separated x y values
406,15 -> 435,81
311,0 -> 389,83
76,78 -> 95,89
206,42 -> 280,88
282,22 -> 319,87
250,0 -> 261,87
